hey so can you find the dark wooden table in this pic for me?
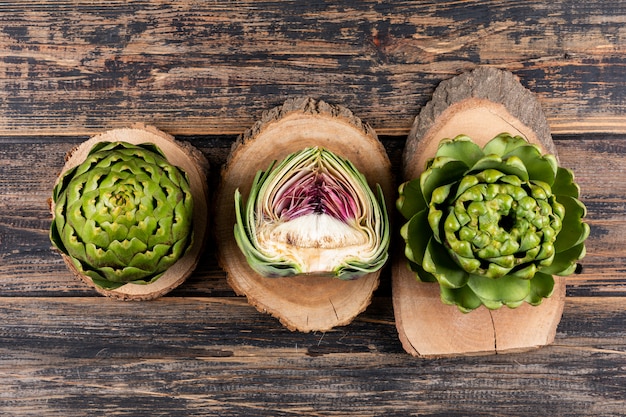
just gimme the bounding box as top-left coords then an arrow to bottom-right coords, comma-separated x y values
1,2 -> 625,416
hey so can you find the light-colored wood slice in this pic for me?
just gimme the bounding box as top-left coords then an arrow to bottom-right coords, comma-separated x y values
50,124 -> 210,300
215,97 -> 393,332
394,67 -> 566,357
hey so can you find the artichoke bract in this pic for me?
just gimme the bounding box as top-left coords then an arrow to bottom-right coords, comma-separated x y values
234,147 -> 389,280
50,141 -> 194,290
397,133 -> 589,312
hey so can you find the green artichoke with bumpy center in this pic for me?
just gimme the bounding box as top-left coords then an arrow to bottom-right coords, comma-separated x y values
50,141 -> 194,290
397,133 -> 589,312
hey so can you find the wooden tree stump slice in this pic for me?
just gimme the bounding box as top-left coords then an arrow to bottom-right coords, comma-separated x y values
394,67 -> 566,357
50,124 -> 210,300
215,97 -> 393,332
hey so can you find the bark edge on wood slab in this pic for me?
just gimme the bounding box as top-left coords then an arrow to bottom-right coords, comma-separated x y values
394,67 -> 566,357
215,97 -> 393,332
50,123 -> 210,300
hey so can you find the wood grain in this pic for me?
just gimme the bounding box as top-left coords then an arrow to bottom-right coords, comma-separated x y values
0,296 -> 624,416
1,2 -> 625,415
1,1 -> 626,136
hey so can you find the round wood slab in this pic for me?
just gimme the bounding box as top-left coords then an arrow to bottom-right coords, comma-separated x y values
215,97 -> 393,332
394,67 -> 566,357
51,124 -> 210,300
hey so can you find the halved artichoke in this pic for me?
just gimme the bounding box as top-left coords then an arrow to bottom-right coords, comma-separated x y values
397,133 -> 589,312
50,141 -> 194,290
234,147 -> 389,280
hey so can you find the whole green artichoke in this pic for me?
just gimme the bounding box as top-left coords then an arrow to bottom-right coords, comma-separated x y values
50,141 -> 194,290
397,133 -> 589,312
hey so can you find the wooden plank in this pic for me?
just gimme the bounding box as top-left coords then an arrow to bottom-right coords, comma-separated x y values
0,3 -> 623,415
0,135 -> 623,297
0,1 -> 626,136
556,137 -> 626,297
0,296 -> 624,416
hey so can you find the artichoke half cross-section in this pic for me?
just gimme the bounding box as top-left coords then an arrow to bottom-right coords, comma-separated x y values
50,141 -> 194,290
397,133 -> 589,312
234,147 -> 389,280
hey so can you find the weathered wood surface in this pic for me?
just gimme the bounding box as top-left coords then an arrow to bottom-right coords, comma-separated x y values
1,1 -> 625,416
1,296 -> 625,416
1,135 -> 625,415
1,1 -> 626,136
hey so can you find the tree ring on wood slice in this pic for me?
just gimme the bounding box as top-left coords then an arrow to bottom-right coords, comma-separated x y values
393,67 -> 566,357
215,97 -> 393,332
50,123 -> 209,301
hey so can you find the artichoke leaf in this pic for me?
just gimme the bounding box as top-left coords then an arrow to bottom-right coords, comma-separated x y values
540,241 -> 586,276
85,242 -> 125,269
553,195 -> 590,252
420,159 -> 468,204
61,224 -> 87,261
407,259 -> 438,283
129,244 -> 171,270
553,167 -> 580,199
482,133 -> 529,156
439,285 -> 483,313
53,165 -> 80,202
508,263 -> 537,280
90,276 -> 125,290
401,209 -> 431,265
234,188 -> 301,277
502,145 -> 557,185
397,178 -> 426,220
467,273 -> 532,307
97,265 -> 153,284
435,135 -> 485,167
524,272 -> 555,305
470,155 -> 529,181
423,238 -> 469,289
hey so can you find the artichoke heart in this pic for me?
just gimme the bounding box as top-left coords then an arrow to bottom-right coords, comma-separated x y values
261,213 -> 368,248
397,133 -> 589,312
234,147 -> 389,280
50,141 -> 194,290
